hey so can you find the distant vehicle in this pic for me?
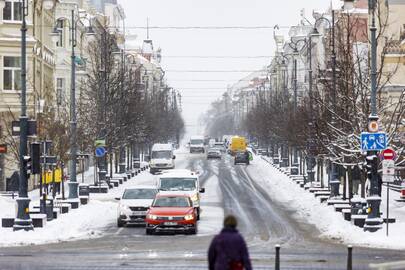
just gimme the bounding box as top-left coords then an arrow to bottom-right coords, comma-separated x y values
207,148 -> 221,159
214,142 -> 226,153
234,151 -> 249,165
257,148 -> 269,156
149,143 -> 176,174
190,136 -> 205,153
208,139 -> 216,148
229,136 -> 247,155
157,169 -> 205,220
116,186 -> 158,227
145,195 -> 198,235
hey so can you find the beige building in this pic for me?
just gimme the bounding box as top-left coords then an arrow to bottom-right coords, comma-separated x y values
0,0 -> 57,190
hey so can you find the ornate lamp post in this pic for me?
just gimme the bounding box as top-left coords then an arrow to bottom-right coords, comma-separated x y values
50,5 -> 95,200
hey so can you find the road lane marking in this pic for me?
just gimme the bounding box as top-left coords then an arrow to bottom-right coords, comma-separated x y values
115,227 -> 124,235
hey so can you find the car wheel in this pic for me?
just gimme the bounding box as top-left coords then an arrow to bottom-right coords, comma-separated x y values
146,228 -> 154,235
190,225 -> 198,235
117,219 -> 125,228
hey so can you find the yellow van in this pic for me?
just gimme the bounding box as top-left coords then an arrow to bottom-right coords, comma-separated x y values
229,136 -> 247,155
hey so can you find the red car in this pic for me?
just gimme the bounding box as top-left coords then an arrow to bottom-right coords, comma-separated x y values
145,194 -> 197,235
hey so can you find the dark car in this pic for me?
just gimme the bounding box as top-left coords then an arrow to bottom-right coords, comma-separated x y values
234,152 -> 249,165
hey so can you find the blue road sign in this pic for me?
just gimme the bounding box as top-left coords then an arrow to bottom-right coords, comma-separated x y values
95,147 -> 106,157
361,132 -> 387,151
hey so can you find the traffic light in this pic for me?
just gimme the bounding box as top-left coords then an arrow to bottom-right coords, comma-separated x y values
24,155 -> 32,178
30,142 -> 41,175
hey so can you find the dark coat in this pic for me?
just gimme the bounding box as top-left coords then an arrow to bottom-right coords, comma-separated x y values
208,228 -> 252,270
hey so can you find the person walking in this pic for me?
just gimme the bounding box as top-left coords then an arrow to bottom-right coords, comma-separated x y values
208,215 -> 252,270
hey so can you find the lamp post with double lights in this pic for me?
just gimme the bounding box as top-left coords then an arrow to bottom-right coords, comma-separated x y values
310,11 -> 339,196
5,0 -> 55,230
288,31 -> 320,184
50,6 -> 95,200
274,54 -> 290,167
288,38 -> 305,173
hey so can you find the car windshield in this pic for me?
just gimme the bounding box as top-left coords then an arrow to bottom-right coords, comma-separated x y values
153,197 -> 190,207
159,178 -> 197,191
190,139 -> 203,144
122,188 -> 157,199
151,151 -> 172,159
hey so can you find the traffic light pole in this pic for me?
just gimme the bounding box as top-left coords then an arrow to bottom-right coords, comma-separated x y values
364,0 -> 382,232
14,0 -> 33,231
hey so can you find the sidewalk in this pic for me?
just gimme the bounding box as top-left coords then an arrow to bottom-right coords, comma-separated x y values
0,163 -> 150,247
248,154 -> 405,250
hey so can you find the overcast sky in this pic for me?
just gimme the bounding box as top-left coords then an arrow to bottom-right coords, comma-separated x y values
118,0 -> 336,135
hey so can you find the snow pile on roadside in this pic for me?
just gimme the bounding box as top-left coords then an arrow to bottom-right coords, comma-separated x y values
0,200 -> 117,247
248,157 -> 405,249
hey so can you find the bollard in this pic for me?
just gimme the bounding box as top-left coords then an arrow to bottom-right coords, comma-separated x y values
275,244 -> 281,270
347,245 -> 353,270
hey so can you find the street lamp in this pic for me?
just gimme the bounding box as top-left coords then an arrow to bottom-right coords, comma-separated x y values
311,13 -> 340,197
50,7 -> 95,200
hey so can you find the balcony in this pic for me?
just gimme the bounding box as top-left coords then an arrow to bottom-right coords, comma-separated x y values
385,40 -> 405,55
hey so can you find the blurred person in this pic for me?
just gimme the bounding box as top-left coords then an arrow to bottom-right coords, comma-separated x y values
208,215 -> 252,270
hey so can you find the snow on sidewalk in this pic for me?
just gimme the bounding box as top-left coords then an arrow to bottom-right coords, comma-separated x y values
247,156 -> 405,250
0,169 -> 153,247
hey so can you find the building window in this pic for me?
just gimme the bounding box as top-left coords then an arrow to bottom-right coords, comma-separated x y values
3,0 -> 22,21
56,19 -> 64,47
3,56 -> 21,91
56,78 -> 65,105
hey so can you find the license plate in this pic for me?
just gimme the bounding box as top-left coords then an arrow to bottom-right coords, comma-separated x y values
132,211 -> 146,215
164,222 -> 177,226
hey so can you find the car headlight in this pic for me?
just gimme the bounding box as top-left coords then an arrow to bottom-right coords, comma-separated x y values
191,194 -> 199,202
147,214 -> 158,220
184,214 -> 194,221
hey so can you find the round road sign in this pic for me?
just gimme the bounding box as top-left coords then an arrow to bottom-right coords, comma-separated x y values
381,148 -> 396,160
95,147 -> 106,157
368,121 -> 379,132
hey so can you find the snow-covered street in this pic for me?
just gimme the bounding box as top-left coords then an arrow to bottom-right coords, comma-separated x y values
0,151 -> 404,269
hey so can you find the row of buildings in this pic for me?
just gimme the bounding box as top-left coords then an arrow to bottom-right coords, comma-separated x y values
227,0 -> 404,138
0,0 -> 166,191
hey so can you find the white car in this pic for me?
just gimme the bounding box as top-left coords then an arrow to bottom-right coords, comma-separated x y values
116,186 -> 158,227
156,169 -> 205,220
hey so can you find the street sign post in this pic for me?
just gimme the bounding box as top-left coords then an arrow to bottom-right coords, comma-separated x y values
382,159 -> 395,183
382,159 -> 395,237
360,132 -> 387,151
95,147 -> 106,158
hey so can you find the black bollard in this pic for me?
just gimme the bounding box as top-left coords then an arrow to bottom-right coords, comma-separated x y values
347,245 -> 353,270
275,244 -> 281,270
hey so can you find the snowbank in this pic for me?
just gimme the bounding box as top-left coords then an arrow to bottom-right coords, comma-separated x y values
0,199 -> 116,247
248,156 -> 405,250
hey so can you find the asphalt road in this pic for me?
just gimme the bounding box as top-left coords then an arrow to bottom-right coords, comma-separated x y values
0,152 -> 404,270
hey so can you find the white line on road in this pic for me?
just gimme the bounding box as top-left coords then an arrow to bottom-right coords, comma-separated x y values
115,227 -> 124,235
